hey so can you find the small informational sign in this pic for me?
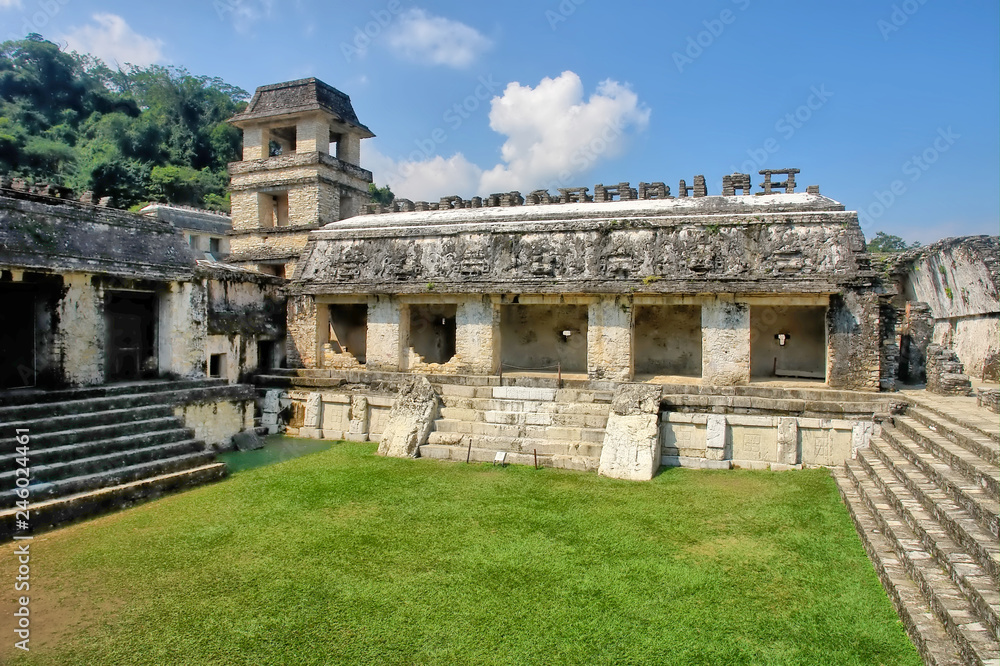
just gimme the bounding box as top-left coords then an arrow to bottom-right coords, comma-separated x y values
493,451 -> 507,466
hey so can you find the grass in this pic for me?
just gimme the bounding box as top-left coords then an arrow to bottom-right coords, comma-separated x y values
1,441 -> 920,665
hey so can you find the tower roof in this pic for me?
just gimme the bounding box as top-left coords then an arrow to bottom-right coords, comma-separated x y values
229,77 -> 374,137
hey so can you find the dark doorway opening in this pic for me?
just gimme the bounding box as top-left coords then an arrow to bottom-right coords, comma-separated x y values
408,304 -> 457,364
0,287 -> 35,389
105,292 -> 157,382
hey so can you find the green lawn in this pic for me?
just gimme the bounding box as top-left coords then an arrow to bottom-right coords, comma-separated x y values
2,441 -> 920,665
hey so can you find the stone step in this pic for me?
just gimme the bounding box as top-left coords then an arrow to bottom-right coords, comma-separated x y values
0,378 -> 228,408
908,408 -> 1000,468
437,406 -> 607,429
908,395 -> 1000,445
4,404 -> 178,434
425,432 -> 602,459
843,461 -> 999,664
5,416 -> 184,451
419,442 -> 599,473
664,383 -> 898,403
0,451 -> 217,506
432,419 -> 605,443
438,396 -> 611,415
0,463 -> 228,540
661,392 -> 893,418
0,385 -> 248,422
895,416 -> 999,500
851,453 -> 999,635
880,426 -> 1000,540
0,427 -> 194,471
0,439 -> 204,487
833,467 -> 967,666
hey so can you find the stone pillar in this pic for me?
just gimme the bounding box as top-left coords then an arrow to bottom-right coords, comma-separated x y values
157,281 -> 207,379
702,298 -> 750,385
587,296 -> 633,381
827,292 -> 881,391
287,295 -> 319,368
337,134 -> 362,165
366,295 -> 402,372
296,116 -> 330,155
58,273 -> 104,386
242,126 -> 267,160
456,296 -> 499,375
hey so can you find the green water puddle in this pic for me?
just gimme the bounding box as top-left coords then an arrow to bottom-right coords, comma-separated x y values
219,435 -> 335,473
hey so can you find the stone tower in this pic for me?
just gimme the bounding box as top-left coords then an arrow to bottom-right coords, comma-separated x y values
227,77 -> 375,277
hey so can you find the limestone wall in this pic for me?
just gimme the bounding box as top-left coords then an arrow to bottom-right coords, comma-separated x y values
662,413 -> 873,470
294,194 -> 872,297
174,399 -> 254,449
895,236 -> 999,379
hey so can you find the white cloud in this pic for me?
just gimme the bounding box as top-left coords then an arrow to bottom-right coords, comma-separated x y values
214,0 -> 274,34
0,0 -> 23,10
61,13 -> 164,67
365,71 -> 651,202
387,9 -> 492,68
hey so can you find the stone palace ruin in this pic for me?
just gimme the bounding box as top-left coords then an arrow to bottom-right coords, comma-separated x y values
1,76 -> 997,665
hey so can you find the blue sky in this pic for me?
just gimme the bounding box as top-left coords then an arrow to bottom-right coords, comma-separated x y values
2,0 -> 998,244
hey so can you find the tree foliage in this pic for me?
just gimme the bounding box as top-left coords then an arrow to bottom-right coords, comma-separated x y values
867,231 -> 921,253
368,183 -> 395,206
0,34 -> 249,210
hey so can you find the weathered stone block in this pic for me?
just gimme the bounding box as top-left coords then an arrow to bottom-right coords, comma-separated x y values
378,377 -> 439,458
598,385 -> 662,481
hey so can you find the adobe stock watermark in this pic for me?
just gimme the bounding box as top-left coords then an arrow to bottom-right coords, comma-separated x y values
877,0 -> 930,41
545,0 -> 587,31
381,75 -> 502,189
338,0 -> 405,63
4,0 -> 71,42
673,0 -> 752,73
730,85 -> 834,175
857,126 -> 959,229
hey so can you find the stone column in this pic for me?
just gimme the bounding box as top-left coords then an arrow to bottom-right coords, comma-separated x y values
587,296 -> 633,381
337,134 -> 362,165
286,295 -> 319,368
702,298 -> 750,385
366,295 -> 402,372
242,126 -> 267,160
456,296 -> 499,375
58,273 -> 105,386
295,115 -> 330,155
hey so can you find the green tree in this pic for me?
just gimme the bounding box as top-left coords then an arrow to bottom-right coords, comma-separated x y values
368,183 -> 395,207
866,231 -> 921,253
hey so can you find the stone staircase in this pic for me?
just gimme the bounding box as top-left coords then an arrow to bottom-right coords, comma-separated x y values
834,396 -> 1000,665
0,379 -> 244,539
420,383 -> 613,471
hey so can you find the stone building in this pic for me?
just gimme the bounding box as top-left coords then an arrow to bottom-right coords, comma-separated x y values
226,78 -> 375,278
140,203 -> 232,260
288,183 -> 891,391
257,171 -> 905,482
